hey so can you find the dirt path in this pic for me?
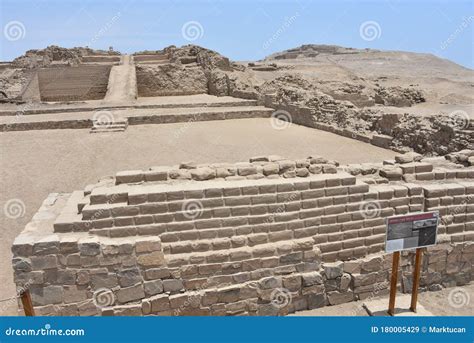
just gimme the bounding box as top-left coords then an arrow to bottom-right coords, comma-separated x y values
102,54 -> 137,104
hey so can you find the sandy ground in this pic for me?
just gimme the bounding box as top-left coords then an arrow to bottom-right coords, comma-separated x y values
293,283 -> 474,316
0,118 -> 396,315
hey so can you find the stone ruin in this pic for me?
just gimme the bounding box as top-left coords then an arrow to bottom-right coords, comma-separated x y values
11,153 -> 473,316
3,43 -> 473,316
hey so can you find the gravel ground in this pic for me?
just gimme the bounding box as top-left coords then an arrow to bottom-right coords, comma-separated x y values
0,118 -> 396,315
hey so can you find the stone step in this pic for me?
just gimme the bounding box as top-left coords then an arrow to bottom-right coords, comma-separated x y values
162,230 -> 313,255
91,123 -> 128,129
88,173 -> 357,205
82,182 -> 366,221
165,238 -> 314,268
53,191 -> 87,232
172,261 -> 318,294
80,188 -> 375,233
90,128 -> 126,133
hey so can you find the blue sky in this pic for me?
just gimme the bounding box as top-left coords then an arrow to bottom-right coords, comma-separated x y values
1,0 -> 473,68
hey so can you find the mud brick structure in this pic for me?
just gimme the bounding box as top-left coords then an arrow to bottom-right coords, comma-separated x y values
11,156 -> 473,316
37,65 -> 112,101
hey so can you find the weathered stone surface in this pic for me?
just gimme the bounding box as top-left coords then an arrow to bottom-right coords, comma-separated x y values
259,276 -> 282,289
117,284 -> 145,304
150,294 -> 170,312
302,272 -> 323,286
137,251 -> 165,267
323,261 -> 343,279
361,256 -> 383,273
307,293 -> 326,309
31,255 -> 57,270
31,285 -> 64,306
135,237 -> 161,253
79,238 -> 100,256
190,167 -> 216,181
263,163 -> 280,175
144,280 -> 164,296
395,152 -> 422,164
163,279 -> 184,293
327,291 -> 354,305
118,268 -> 142,287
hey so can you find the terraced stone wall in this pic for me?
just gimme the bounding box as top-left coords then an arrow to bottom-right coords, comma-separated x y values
11,159 -> 474,316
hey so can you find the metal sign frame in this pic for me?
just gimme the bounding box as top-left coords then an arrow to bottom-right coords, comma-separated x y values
384,211 -> 439,316
384,211 -> 439,253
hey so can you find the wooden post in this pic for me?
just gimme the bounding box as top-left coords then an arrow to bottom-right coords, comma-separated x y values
410,248 -> 423,312
20,289 -> 35,316
388,251 -> 400,316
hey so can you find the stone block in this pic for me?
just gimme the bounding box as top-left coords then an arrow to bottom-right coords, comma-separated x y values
116,170 -> 143,184
33,235 -> 60,255
143,170 -> 168,182
135,237 -> 162,253
31,285 -> 64,306
258,276 -> 282,290
190,167 -> 216,181
63,285 -> 87,304
327,291 -> 354,305
30,255 -> 58,270
79,238 -> 100,256
163,279 -> 184,293
307,293 -> 326,309
301,272 -> 323,286
117,284 -> 145,304
323,261 -> 343,279
371,134 -> 392,149
322,164 -> 337,174
137,251 -> 165,267
150,294 -> 170,312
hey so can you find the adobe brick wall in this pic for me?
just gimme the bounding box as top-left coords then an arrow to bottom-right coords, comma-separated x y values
38,65 -> 112,101
11,157 -> 474,316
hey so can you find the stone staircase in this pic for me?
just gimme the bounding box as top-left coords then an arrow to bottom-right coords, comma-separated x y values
37,65 -> 112,101
90,117 -> 128,133
11,155 -> 474,316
